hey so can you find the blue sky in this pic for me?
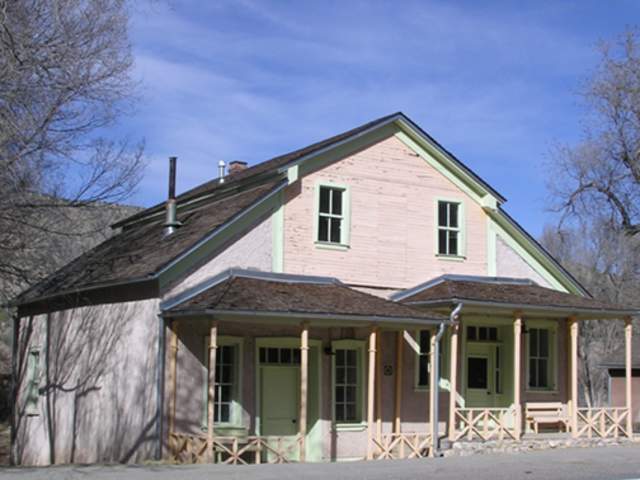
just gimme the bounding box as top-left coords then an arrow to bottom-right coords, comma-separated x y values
123,0 -> 639,236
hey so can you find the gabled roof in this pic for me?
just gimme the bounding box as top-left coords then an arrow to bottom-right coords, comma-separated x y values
15,180 -> 285,305
162,269 -> 445,325
394,275 -> 638,319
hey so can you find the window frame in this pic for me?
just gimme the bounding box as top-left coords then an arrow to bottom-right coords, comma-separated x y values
331,339 -> 366,431
201,336 -> 244,430
525,321 -> 557,393
434,198 -> 465,259
314,181 -> 351,250
413,329 -> 449,391
25,347 -> 41,416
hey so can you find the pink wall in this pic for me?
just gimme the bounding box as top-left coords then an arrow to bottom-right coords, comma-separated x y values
282,134 -> 488,288
610,375 -> 640,425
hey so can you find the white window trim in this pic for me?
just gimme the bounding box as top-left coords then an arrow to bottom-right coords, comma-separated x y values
434,197 -> 466,259
524,320 -> 558,393
201,336 -> 244,430
313,181 -> 351,250
331,339 -> 366,431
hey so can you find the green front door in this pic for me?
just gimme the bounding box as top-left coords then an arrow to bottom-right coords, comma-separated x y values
261,365 -> 300,461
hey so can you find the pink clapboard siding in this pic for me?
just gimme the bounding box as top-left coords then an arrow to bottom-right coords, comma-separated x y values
282,134 -> 488,288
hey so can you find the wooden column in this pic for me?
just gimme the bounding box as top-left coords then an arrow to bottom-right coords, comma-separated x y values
394,331 -> 404,434
299,322 -> 309,462
625,316 -> 633,436
366,326 -> 378,460
207,321 -> 218,460
513,314 -> 522,438
375,331 -> 383,443
168,320 -> 179,435
569,316 -> 579,437
428,332 -> 438,456
448,323 -> 459,440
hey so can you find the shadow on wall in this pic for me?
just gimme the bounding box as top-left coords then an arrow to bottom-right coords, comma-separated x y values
13,300 -> 159,465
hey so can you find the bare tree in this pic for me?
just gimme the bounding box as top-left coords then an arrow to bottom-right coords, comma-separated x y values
0,0 -> 145,301
549,29 -> 640,237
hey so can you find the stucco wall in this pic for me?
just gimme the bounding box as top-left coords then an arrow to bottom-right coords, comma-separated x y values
282,135 -> 489,288
15,299 -> 160,465
495,235 -> 551,288
164,214 -> 273,299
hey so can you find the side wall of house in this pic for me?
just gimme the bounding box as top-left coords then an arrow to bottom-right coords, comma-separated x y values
495,236 -> 552,288
282,135 -> 489,289
14,299 -> 160,465
609,375 -> 640,425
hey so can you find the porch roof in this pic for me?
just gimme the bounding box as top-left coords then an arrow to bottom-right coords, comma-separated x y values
393,275 -> 639,319
161,269 -> 446,326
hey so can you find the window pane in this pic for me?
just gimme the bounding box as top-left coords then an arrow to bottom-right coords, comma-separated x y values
336,350 -> 345,365
489,328 -> 497,341
467,357 -> 488,389
336,405 -> 345,423
319,187 -> 330,213
438,201 -> 448,227
346,403 -> 356,422
479,327 -> 487,341
336,366 -> 345,383
346,366 -> 357,384
220,385 -> 232,402
346,350 -> 356,365
336,386 -> 345,402
330,218 -> 342,243
220,404 -> 230,422
318,216 -> 329,242
419,330 -> 431,354
346,385 -> 356,402
539,359 -> 548,387
448,231 -> 458,256
529,329 -> 538,356
438,229 -> 447,254
332,189 -> 343,215
280,348 -> 292,364
418,356 -> 429,386
259,347 -> 266,363
529,358 -> 537,388
293,349 -> 301,364
449,203 -> 459,228
267,348 -> 279,363
467,326 -> 477,341
539,330 -> 549,357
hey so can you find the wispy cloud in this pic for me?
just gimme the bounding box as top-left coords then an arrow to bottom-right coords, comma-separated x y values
123,0 -> 639,234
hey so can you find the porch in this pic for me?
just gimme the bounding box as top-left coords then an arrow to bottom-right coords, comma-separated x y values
160,271 -> 637,464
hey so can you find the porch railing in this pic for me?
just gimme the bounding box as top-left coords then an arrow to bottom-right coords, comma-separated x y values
168,432 -> 303,464
453,407 -> 518,442
370,432 -> 432,460
574,407 -> 631,439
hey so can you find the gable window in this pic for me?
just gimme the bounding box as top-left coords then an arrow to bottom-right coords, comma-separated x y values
25,349 -> 40,415
203,338 -> 242,428
437,200 -> 462,256
332,340 -> 364,426
317,185 -> 348,245
528,328 -> 554,390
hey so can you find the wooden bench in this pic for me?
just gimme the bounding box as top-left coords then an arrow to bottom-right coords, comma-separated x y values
525,402 -> 570,434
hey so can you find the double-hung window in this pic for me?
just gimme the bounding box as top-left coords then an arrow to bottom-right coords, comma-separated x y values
416,330 -> 447,388
317,185 -> 347,245
203,338 -> 242,428
528,328 -> 552,389
437,200 -> 462,256
332,340 -> 363,425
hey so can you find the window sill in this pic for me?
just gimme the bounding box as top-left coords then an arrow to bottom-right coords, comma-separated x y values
315,242 -> 350,251
201,424 -> 248,435
435,254 -> 466,262
525,389 -> 559,395
333,422 -> 367,432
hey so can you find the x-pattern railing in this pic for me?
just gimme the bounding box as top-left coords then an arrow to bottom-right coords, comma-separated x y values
371,432 -> 432,460
575,408 -> 630,439
454,407 -> 518,442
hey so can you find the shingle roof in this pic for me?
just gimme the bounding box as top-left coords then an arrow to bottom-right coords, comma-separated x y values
164,270 -> 446,324
15,180 -> 284,304
396,275 -> 638,316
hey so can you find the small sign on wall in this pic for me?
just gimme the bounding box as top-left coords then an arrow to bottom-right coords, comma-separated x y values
383,365 -> 393,376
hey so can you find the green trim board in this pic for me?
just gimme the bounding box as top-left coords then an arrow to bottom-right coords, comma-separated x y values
254,337 -> 323,462
271,190 -> 284,273
330,339 -> 366,432
201,336 -> 244,431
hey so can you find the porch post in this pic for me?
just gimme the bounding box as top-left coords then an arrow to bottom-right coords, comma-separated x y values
569,316 -> 579,437
448,323 -> 459,441
428,332 -> 438,456
366,326 -> 378,460
207,321 -> 218,461
513,313 -> 522,438
168,320 -> 179,436
624,316 -> 633,436
394,331 -> 404,434
299,322 -> 309,462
